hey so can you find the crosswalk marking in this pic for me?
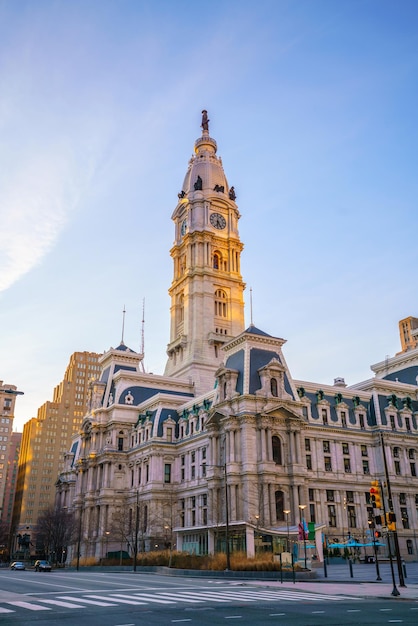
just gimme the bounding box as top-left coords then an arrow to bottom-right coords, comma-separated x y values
142,592 -> 205,603
165,591 -> 251,603
35,598 -> 85,609
58,595 -> 117,606
129,593 -> 176,604
7,600 -> 50,611
87,595 -> 145,605
0,587 -> 364,615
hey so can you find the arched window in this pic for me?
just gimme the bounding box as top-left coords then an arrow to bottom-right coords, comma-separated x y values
272,436 -> 282,465
275,490 -> 285,521
214,289 -> 228,318
213,252 -> 220,270
270,377 -> 278,397
177,293 -> 184,323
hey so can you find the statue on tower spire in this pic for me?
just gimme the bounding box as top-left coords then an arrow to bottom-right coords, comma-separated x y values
201,110 -> 209,132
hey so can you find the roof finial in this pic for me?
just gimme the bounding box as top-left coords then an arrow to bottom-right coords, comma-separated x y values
201,110 -> 209,133
121,305 -> 126,344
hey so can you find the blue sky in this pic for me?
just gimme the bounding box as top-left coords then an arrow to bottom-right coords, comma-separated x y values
1,0 -> 417,431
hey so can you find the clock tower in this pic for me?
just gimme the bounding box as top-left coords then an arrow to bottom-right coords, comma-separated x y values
164,113 -> 245,393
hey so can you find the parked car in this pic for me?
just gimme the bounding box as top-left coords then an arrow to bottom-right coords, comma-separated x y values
34,560 -> 52,572
10,561 -> 25,570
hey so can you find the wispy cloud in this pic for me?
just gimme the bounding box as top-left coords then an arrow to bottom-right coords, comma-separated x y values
0,141 -> 100,292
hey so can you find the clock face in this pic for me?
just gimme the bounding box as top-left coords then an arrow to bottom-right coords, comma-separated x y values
210,212 -> 226,230
180,219 -> 187,236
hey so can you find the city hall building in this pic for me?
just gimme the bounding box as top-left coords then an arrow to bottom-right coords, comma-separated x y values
56,115 -> 418,563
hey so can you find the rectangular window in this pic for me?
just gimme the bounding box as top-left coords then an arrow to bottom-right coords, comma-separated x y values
164,463 -> 171,483
191,465 -> 195,479
342,442 -> 349,455
167,427 -> 172,442
322,408 -> 328,424
362,460 -> 370,475
390,415 -> 396,431
324,456 -> 332,472
401,507 -> 409,529
361,445 -> 368,457
411,463 -> 416,477
406,418 -> 411,431
348,505 -> 357,528
328,505 -> 336,527
305,438 -> 311,451
306,455 -> 312,470
201,463 -> 206,477
359,414 -> 365,429
326,490 -> 334,502
344,458 -> 351,473
395,461 -> 401,475
346,491 -> 354,503
399,493 -> 406,505
323,440 -> 330,453
309,503 -> 316,523
341,411 -> 347,428
308,488 -> 315,502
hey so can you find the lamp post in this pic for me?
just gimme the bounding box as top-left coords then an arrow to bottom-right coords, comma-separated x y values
133,491 -> 139,571
224,457 -> 231,570
284,510 -> 290,553
298,504 -> 307,569
76,506 -> 83,571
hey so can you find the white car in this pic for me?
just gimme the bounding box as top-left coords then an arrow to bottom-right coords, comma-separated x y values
10,561 -> 25,570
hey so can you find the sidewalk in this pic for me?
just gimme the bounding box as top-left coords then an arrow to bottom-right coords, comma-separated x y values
249,562 -> 418,600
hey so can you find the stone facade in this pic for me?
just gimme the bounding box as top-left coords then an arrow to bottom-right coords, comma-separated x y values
56,117 -> 418,563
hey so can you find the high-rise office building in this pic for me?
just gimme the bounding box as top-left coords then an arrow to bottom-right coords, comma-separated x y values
12,352 -> 100,552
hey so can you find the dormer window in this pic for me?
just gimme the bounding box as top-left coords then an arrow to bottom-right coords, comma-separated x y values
270,378 -> 278,397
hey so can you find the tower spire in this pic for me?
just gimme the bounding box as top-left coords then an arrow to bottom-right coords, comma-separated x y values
164,113 -> 245,393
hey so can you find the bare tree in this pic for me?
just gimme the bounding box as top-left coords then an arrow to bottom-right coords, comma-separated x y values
0,520 -> 10,562
36,505 -> 78,564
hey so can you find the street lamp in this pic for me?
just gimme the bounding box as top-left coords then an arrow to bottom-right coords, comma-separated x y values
283,510 -> 291,553
76,506 -> 83,571
298,504 -> 307,569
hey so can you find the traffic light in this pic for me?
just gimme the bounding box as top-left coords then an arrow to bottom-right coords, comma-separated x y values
386,512 -> 396,531
370,480 -> 382,509
374,531 -> 381,539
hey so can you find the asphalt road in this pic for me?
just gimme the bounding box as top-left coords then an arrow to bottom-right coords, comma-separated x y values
0,569 -> 417,625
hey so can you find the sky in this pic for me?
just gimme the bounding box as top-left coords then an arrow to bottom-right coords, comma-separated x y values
1,0 -> 417,431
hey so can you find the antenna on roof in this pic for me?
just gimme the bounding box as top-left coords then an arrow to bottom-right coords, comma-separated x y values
121,305 -> 126,344
250,287 -> 254,326
140,299 -> 145,372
